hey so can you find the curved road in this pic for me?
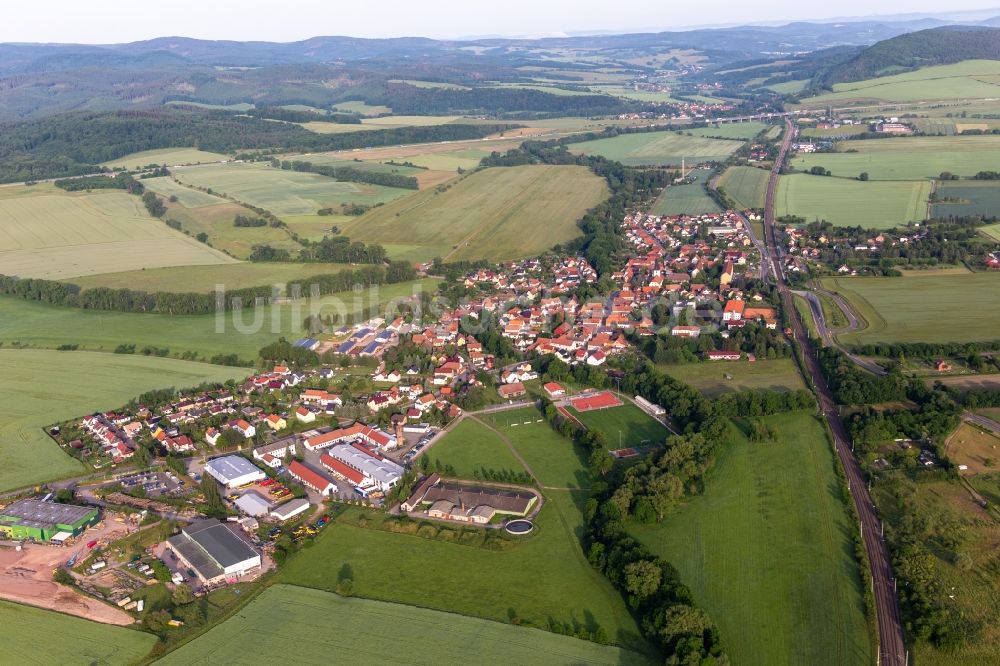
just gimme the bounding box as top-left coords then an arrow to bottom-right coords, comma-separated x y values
794,289 -> 888,377
766,120 -> 906,666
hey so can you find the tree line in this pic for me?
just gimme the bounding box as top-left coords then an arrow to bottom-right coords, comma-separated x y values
276,159 -> 418,189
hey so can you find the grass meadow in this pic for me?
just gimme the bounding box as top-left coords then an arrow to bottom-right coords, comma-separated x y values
717,165 -> 769,209
340,165 -> 607,263
791,136 -> 1000,181
631,412 -> 872,666
821,273 -> 1000,344
160,197 -> 299,259
103,147 -> 229,170
157,584 -> 646,666
0,599 -> 155,665
567,402 -> 669,450
933,181 -> 1000,218
569,130 -> 745,166
685,121 -> 769,140
776,174 -> 930,228
142,176 -> 230,207
982,222 -> 1000,242
0,184 -> 235,279
651,168 -> 721,216
0,349 -> 248,491
429,417 -> 528,478
797,60 -> 1000,105
69,261 -> 356,293
658,358 -> 807,397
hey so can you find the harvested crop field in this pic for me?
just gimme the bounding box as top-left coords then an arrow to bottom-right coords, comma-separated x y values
69,262 -> 354,293
569,130 -> 744,166
944,422 -> 1000,475
103,147 -> 229,170
776,174 -> 930,229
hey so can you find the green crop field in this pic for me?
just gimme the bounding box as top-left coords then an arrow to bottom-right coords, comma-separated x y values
821,273 -> 1000,344
631,412 -> 871,665
800,125 -> 868,138
282,155 -> 425,176
159,584 -> 647,666
430,417 -> 528,478
172,162 -> 413,217
279,495 -> 647,653
0,184 -> 235,279
798,60 -> 1000,105
160,198 -> 299,260
103,147 -> 230,170
480,407 -> 592,489
776,174 -> 930,228
0,278 -> 435,360
568,402 -> 669,449
685,121 -> 768,140
791,136 -> 1000,180
141,176 -> 229,207
69,262 -> 355,293
570,131 -> 744,166
717,165 -> 769,209
340,165 -> 608,263
332,101 -> 392,115
0,600 -> 155,665
933,181 -> 1000,218
0,349 -> 248,491
659,358 -> 807,397
652,168 -> 721,216
982,222 -> 1000,241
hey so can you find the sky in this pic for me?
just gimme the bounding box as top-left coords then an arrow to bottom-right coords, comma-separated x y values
3,1 -> 1000,43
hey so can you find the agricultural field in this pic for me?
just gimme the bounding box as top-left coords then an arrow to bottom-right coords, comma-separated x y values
0,278 -> 435,360
301,115 -> 469,134
0,349 -> 248,492
278,495 -> 648,653
775,174 -> 930,228
160,197 -> 299,259
430,417 -> 528,478
567,401 -> 669,450
340,165 -> 608,263
799,125 -> 868,138
944,422 -> 1000,475
652,168 -> 721,216
797,60 -> 1000,105
766,79 -> 810,95
658,358 -> 807,397
103,147 -> 230,170
791,136 -> 1000,180
717,165 -> 769,209
141,176 -> 230,207
479,407 -> 591,489
0,183 -> 235,279
158,584 -> 644,666
982,222 -> 1000,242
69,262 -> 354,293
569,130 -> 745,166
685,121 -> 768,140
172,162 -> 413,217
821,273 -> 1000,344
0,599 -> 155,665
387,79 -> 471,90
332,101 -> 392,115
932,181 -> 1000,218
631,412 -> 872,666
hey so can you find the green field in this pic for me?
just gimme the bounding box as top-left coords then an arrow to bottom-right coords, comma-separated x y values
172,162 -> 413,217
652,168 -> 721,216
0,184 -> 235,279
776,174 -> 930,228
631,412 -> 871,665
791,136 -> 1000,180
332,100 -> 392,115
158,584 -> 643,666
659,358 -> 807,397
766,79 -> 810,95
685,121 -> 768,140
104,147 -> 230,170
0,278 -> 435,359
142,176 -> 230,207
160,197 -> 299,260
341,165 -> 608,263
717,165 -> 769,209
480,407 -> 592,489
982,222 -> 1000,241
800,125 -> 868,139
281,155 -> 425,177
0,349 -> 248,491
568,402 -> 669,449
569,130 -> 744,166
69,262 -> 355,293
821,273 -> 1000,344
0,600 -> 155,665
798,60 -> 1000,105
388,79 -> 471,90
279,495 -> 647,653
933,180 -> 1000,218
430,417 -> 528,478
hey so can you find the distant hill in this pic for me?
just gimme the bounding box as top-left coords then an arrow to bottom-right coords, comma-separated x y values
819,26 -> 1000,85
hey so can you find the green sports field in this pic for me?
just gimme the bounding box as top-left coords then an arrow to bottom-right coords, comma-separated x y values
569,130 -> 745,166
0,600 -> 155,665
568,402 -> 669,450
717,165 -> 769,209
932,180 -> 1000,218
103,147 -> 230,170
341,165 -> 608,263
631,412 -> 871,666
430,417 -> 528,478
479,407 -> 591,489
798,60 -> 1000,105
0,184 -> 235,279
0,349 -> 248,491
776,174 -> 930,228
791,136 -> 1000,180
820,273 -> 1000,344
659,358 -> 807,397
69,261 -> 355,293
158,584 -> 647,666
0,278 -> 435,359
652,168 -> 721,216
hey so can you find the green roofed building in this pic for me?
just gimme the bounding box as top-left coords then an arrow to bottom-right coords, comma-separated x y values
0,499 -> 99,542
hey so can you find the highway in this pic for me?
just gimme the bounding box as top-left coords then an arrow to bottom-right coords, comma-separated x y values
765,120 -> 907,666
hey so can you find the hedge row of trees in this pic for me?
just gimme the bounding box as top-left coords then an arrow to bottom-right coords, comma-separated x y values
276,159 -> 419,190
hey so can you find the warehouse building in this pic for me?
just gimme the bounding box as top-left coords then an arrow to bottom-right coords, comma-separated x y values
0,499 -> 99,542
234,491 -> 272,518
204,455 -> 267,489
270,498 -> 310,522
166,519 -> 261,585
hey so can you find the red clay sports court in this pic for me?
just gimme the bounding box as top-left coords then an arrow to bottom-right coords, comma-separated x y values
570,391 -> 623,412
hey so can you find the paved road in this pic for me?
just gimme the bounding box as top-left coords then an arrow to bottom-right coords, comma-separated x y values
766,120 -> 906,666
794,289 -> 888,377
963,410 -> 1000,436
